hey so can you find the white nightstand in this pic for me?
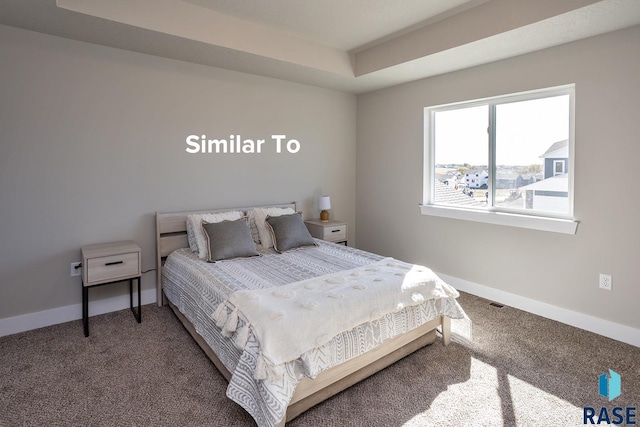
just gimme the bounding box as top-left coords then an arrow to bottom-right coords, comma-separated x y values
304,219 -> 348,245
81,240 -> 141,337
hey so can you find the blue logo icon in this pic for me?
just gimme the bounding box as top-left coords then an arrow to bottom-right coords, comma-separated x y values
599,369 -> 621,401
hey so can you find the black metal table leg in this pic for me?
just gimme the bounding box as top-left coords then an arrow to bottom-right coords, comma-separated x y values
138,277 -> 141,323
129,278 -> 133,313
82,284 -> 89,337
130,277 -> 141,323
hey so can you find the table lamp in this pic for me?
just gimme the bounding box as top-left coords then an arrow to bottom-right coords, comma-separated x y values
318,195 -> 331,222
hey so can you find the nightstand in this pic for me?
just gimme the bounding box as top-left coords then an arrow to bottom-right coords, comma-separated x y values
81,240 -> 141,337
304,219 -> 348,245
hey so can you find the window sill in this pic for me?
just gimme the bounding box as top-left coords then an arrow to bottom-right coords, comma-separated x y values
419,204 -> 578,234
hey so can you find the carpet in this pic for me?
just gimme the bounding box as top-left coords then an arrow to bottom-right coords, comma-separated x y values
1,292 -> 638,426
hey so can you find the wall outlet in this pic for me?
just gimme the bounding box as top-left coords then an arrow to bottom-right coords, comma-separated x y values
70,262 -> 82,277
599,273 -> 612,291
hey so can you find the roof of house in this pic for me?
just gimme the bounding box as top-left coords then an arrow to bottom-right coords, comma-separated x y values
520,174 -> 568,192
540,140 -> 568,158
464,169 -> 488,176
434,181 -> 483,207
496,173 -> 520,181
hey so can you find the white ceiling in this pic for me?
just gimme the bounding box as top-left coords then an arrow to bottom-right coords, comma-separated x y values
181,0 -> 486,51
1,0 -> 639,93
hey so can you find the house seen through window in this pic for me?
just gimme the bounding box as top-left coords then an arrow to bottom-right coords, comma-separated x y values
425,85 -> 574,219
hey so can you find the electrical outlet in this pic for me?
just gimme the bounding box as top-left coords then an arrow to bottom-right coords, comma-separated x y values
599,273 -> 612,291
70,262 -> 82,277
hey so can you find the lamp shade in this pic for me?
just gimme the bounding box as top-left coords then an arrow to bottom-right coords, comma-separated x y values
318,196 -> 331,211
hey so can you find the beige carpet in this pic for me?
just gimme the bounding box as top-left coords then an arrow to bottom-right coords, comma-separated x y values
1,292 -> 638,426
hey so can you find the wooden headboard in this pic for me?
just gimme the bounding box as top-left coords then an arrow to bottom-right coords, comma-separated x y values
155,202 -> 297,306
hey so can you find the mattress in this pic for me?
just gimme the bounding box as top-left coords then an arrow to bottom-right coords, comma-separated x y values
162,240 -> 465,427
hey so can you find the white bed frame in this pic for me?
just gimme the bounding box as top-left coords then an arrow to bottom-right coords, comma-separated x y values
156,202 -> 451,426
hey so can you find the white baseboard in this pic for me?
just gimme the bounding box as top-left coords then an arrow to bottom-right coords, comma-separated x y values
439,273 -> 640,348
4,276 -> 639,348
0,288 -> 157,337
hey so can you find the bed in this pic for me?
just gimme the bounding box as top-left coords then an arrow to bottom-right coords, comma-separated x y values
156,202 -> 465,427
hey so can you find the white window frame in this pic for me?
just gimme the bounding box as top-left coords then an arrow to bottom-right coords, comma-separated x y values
421,85 -> 578,234
553,160 -> 565,176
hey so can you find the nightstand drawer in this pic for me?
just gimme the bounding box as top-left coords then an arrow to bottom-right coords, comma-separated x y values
86,252 -> 140,286
305,220 -> 348,244
323,225 -> 346,242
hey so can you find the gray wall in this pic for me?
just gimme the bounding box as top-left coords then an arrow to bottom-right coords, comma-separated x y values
356,25 -> 640,329
0,25 -> 356,319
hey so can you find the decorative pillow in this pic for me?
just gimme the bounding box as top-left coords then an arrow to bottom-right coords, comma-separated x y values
252,207 -> 295,249
246,209 -> 261,244
201,218 -> 259,262
186,211 -> 244,259
265,213 -> 318,253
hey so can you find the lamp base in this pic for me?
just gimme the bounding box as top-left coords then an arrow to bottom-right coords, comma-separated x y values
320,210 -> 329,222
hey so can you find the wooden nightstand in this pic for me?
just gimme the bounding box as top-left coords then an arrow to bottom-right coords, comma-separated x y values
81,240 -> 141,337
304,219 -> 348,245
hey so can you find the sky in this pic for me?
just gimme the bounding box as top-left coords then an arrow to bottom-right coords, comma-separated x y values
433,94 -> 570,167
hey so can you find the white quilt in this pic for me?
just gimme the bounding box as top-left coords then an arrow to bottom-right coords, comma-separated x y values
214,258 -> 460,381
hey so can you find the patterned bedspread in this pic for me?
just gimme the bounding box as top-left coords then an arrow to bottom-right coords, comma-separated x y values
162,240 -> 465,427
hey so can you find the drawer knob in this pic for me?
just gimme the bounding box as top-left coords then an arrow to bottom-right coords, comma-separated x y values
105,260 -> 124,266
331,229 -> 340,233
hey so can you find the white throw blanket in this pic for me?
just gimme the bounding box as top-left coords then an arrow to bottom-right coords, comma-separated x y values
212,258 -> 459,381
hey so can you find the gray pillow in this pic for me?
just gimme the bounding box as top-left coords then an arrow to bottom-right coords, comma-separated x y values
201,218 -> 260,262
265,213 -> 318,253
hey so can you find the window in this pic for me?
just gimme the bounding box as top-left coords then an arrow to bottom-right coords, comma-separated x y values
422,85 -> 577,234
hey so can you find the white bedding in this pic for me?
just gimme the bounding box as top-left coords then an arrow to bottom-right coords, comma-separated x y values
218,258 -> 460,382
162,240 -> 465,427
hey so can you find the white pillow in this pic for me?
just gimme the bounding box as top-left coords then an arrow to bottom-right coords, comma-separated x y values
252,207 -> 295,249
186,211 -> 245,259
246,209 -> 261,244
